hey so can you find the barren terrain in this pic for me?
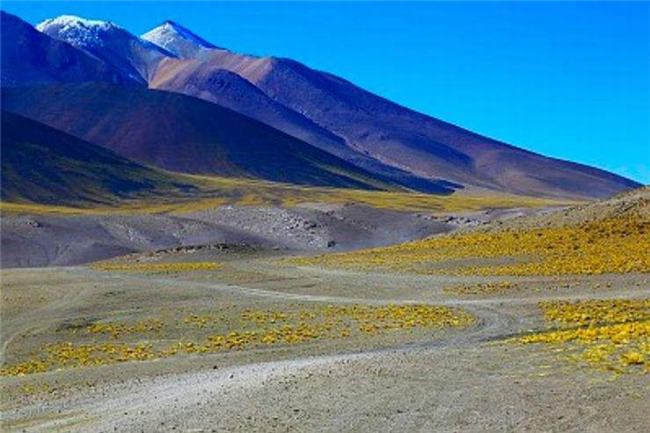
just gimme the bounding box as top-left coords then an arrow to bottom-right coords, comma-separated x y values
1,190 -> 648,432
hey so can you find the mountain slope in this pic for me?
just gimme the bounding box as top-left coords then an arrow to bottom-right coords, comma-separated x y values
36,15 -> 172,84
1,83 -> 394,191
143,30 -> 640,199
208,55 -> 643,199
151,60 -> 352,157
0,11 -> 125,86
149,51 -> 460,193
151,58 -> 458,193
0,111 -> 193,205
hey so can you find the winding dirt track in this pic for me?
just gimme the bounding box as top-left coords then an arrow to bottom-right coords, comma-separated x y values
4,266 -> 649,433
82,266 -> 650,307
6,297 -> 512,433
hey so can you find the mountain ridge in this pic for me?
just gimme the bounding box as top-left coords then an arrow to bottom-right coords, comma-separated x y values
1,11 -> 641,201
149,48 -> 640,199
1,83 -> 403,192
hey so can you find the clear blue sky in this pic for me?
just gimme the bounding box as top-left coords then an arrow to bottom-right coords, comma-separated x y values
4,1 -> 649,183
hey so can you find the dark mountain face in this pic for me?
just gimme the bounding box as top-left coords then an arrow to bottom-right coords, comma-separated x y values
151,60 -> 351,157
1,83 -> 394,191
0,12 -> 126,86
0,111 -> 193,205
36,15 -> 172,84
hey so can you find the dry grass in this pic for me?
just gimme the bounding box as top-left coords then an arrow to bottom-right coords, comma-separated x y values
443,282 -> 519,296
0,174 -> 565,216
515,299 -> 649,374
291,211 -> 649,276
0,304 -> 473,376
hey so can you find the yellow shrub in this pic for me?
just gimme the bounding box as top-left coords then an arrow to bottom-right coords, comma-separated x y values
291,215 -> 650,276
1,304 -> 473,376
516,299 -> 649,373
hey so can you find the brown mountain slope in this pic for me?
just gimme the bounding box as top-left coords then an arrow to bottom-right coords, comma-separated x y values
151,61 -> 352,157
1,83 -> 395,191
150,48 -> 640,200
151,59 -> 458,194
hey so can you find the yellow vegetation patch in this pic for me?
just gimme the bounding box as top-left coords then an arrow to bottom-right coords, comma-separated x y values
19,383 -> 53,396
516,299 -> 649,374
90,261 -> 221,273
0,172 -> 565,216
0,304 -> 473,376
539,299 -> 649,326
0,343 -> 156,376
291,214 -> 649,276
165,304 -> 475,355
443,282 -> 518,296
86,319 -> 164,339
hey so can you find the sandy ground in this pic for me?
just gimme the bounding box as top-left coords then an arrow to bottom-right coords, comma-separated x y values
1,202 -> 563,268
0,204 -> 455,268
1,256 -> 648,433
1,197 -> 648,432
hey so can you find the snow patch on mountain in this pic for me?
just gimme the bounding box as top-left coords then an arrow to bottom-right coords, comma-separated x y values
142,20 -> 219,58
37,14 -> 170,54
36,15 -> 120,47
36,14 -> 176,84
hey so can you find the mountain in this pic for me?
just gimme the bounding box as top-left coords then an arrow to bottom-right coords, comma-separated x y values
157,52 -> 641,200
1,83 -> 394,191
2,13 -> 640,201
142,25 -> 640,199
0,11 -> 125,86
1,111 -> 194,205
141,20 -> 218,58
36,15 -> 172,84
144,22 -> 356,158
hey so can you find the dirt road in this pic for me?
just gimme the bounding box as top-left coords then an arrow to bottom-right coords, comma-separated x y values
1,263 -> 648,433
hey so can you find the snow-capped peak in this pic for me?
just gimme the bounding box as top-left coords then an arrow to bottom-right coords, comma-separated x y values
141,20 -> 218,58
36,15 -> 121,47
36,14 -> 119,32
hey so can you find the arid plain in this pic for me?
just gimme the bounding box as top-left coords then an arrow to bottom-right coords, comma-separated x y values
1,188 -> 648,432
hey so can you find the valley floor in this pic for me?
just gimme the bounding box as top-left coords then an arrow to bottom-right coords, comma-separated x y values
1,256 -> 648,432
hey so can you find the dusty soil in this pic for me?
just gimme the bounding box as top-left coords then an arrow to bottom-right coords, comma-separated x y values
1,198 -> 648,432
0,259 -> 648,433
1,203 -> 452,268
